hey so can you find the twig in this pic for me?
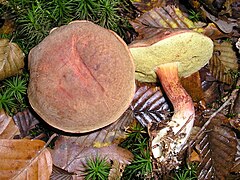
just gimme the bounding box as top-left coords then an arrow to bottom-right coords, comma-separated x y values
190,78 -> 240,146
12,133 -> 58,179
44,133 -> 58,149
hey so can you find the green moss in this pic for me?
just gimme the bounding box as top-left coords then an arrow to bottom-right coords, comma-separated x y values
188,9 -> 201,22
120,123 -> 152,179
173,163 -> 197,180
83,156 -> 111,180
0,74 -> 28,115
1,0 -> 134,52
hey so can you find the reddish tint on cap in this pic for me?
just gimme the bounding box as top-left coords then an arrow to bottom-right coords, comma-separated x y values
28,21 -> 135,133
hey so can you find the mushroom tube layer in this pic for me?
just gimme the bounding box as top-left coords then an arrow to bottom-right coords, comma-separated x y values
129,31 -> 214,170
129,31 -> 214,82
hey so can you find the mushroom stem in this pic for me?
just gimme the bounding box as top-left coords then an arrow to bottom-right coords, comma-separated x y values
156,62 -> 195,130
150,62 -> 195,165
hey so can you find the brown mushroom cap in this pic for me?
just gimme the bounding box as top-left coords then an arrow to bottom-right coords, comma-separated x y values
129,31 -> 214,82
28,21 -> 135,133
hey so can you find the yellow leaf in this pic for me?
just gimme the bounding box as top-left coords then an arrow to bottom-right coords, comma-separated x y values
131,0 -> 167,12
130,6 -> 228,40
0,39 -> 25,80
93,141 -> 111,148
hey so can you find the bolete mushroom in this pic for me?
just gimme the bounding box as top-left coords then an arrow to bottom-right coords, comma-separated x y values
28,21 -> 135,133
129,31 -> 213,169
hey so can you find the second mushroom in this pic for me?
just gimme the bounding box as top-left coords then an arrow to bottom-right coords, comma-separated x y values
129,31 -> 214,171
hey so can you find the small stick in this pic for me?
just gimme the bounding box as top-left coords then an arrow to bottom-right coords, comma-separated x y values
190,78 -> 240,146
43,133 -> 58,149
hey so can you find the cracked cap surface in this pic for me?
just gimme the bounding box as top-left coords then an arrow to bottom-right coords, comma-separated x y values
28,21 -> 135,133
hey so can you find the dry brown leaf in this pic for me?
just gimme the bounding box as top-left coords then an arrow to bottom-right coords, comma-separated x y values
0,38 -> 25,80
66,110 -> 134,147
201,23 -> 231,40
191,114 -> 237,179
0,109 -> 19,139
13,109 -> 40,138
0,19 -> 14,35
130,82 -> 171,127
203,81 -> 222,105
131,0 -> 168,12
221,0 -> 235,17
189,150 -> 201,162
209,41 -> 238,84
130,6 -> 198,40
50,110 -> 134,178
51,141 -> 133,178
214,41 -> 238,70
108,160 -> 126,180
198,66 -> 227,105
199,66 -> 217,91
231,140 -> 240,173
230,118 -> 240,131
233,94 -> 240,118
130,5 -> 228,41
201,6 -> 238,34
231,1 -> 240,19
181,72 -> 204,102
0,139 -> 52,179
50,165 -> 74,180
198,0 -> 239,18
0,0 -> 7,4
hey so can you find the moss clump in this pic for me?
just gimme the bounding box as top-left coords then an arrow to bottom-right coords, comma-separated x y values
1,0 -> 135,52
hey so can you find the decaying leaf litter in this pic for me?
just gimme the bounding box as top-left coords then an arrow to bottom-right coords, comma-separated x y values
0,0 -> 239,179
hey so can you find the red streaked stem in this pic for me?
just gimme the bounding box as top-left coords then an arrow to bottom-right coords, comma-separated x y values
155,62 -> 194,133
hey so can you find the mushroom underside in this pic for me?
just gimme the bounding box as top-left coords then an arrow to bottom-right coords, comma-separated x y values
129,31 -> 213,170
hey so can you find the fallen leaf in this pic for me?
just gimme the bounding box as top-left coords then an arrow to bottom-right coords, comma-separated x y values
130,5 -> 229,41
203,82 -> 222,105
231,140 -> 240,173
214,41 -> 238,70
130,6 -> 198,40
201,6 -> 238,34
131,0 -> 169,12
201,23 -> 231,39
200,0 -> 239,19
230,118 -> 240,131
51,141 -> 133,178
233,94 -> 240,118
108,160 -> 127,180
0,0 -> 7,4
0,139 -> 52,179
191,114 -> 238,179
0,109 -> 19,139
189,150 -> 201,162
231,1 -> 240,19
50,110 -> 134,178
198,66 -> 228,105
0,18 -> 14,35
220,0 -> 235,17
13,109 -> 40,138
209,41 -> 238,84
0,38 -> 25,80
50,165 -> 74,180
131,82 -> 171,127
181,72 -> 204,102
199,66 -> 216,91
